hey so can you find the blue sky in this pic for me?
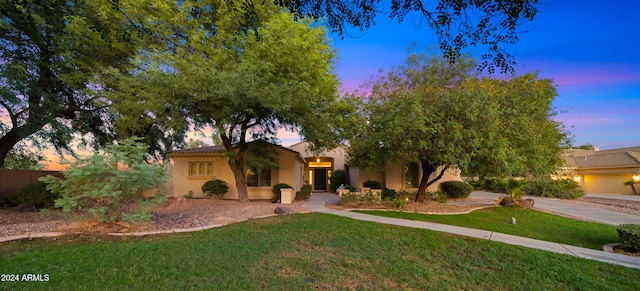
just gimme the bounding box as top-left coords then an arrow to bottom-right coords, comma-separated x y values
320,0 -> 640,150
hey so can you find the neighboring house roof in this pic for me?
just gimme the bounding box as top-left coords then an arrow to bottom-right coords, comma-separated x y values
562,146 -> 640,169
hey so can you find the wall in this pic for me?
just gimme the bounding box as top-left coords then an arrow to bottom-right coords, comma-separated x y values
0,169 -> 64,203
170,146 -> 301,200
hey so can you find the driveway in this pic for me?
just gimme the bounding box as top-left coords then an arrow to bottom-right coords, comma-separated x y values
470,191 -> 640,226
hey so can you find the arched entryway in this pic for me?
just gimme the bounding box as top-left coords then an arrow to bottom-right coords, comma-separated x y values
305,157 -> 334,192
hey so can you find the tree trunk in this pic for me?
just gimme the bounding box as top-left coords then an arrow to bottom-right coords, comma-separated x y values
415,160 -> 448,202
228,155 -> 250,202
0,131 -> 24,168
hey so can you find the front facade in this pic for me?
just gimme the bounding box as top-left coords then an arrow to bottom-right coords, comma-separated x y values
169,142 -> 304,200
561,146 -> 640,194
288,142 -> 462,193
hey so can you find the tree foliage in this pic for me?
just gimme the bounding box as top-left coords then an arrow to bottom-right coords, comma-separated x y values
0,0 -> 147,167
277,0 -> 547,73
347,50 -> 566,202
117,1 -> 342,201
40,137 -> 167,222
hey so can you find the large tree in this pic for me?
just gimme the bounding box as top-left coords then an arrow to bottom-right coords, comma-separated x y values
278,0 -> 546,73
0,0 -> 144,167
120,1 -> 341,201
347,51 -> 566,202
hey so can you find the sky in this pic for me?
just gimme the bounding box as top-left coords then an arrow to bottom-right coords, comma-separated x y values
279,0 -> 640,150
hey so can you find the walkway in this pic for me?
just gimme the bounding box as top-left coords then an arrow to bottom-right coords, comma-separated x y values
302,192 -> 640,269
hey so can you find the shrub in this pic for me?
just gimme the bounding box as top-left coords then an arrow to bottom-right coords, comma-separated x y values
329,170 -> 347,192
483,177 -> 508,193
396,190 -> 417,201
381,188 -> 397,200
272,183 -> 293,200
40,137 -> 168,223
392,198 -> 407,208
363,180 -> 382,189
440,181 -> 473,198
6,181 -> 60,209
617,224 -> 640,252
296,184 -> 312,200
465,177 -> 482,190
523,178 -> 585,199
338,191 -> 381,207
202,179 -> 229,197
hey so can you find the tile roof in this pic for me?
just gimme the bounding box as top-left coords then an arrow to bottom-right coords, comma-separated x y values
167,145 -> 227,155
562,146 -> 640,169
571,152 -> 640,168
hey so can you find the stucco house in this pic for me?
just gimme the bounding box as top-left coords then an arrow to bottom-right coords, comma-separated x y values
560,146 -> 640,194
169,140 -> 462,200
168,141 -> 305,200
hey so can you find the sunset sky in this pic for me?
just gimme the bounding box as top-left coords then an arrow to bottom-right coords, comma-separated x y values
320,0 -> 640,150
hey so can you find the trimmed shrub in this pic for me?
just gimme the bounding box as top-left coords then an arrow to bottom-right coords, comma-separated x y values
329,170 -> 347,192
296,184 -> 312,200
202,179 -> 228,197
6,181 -> 60,209
523,178 -> 585,199
338,191 -> 381,207
381,188 -> 397,200
440,181 -> 473,198
272,183 -> 293,200
363,180 -> 382,189
465,177 -> 482,190
617,224 -> 640,252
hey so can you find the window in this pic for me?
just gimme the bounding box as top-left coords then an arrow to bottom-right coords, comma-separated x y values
247,168 -> 271,187
189,162 -> 214,176
404,162 -> 419,187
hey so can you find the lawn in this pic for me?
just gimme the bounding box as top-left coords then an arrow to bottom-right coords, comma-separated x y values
1,213 -> 638,290
355,207 -> 619,250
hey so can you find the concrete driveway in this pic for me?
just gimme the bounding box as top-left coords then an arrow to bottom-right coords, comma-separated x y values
470,191 -> 640,226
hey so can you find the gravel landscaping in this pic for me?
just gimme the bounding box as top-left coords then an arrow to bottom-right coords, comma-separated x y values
2,194 -> 640,239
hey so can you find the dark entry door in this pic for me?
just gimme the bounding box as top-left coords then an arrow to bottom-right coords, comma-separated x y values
313,169 -> 327,191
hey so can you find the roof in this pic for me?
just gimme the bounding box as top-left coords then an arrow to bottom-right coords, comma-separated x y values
562,146 -> 640,169
168,140 -> 303,157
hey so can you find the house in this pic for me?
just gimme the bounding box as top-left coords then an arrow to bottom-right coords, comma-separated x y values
168,141 -> 305,200
169,141 -> 463,200
288,141 -> 462,193
561,146 -> 640,194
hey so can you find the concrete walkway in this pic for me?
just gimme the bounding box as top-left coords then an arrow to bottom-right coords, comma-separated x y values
471,191 -> 640,226
302,192 -> 640,269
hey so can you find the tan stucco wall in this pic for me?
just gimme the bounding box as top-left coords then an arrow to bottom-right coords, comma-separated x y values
170,146 -> 301,200
288,142 -> 347,171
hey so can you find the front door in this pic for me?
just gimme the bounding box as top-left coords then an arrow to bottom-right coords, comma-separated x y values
313,169 -> 327,191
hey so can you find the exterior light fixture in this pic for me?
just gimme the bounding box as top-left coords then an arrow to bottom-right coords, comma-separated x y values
633,174 -> 640,182
573,175 -> 581,182
316,158 -> 320,163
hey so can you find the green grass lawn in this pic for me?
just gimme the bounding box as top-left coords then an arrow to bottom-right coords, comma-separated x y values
354,207 -> 619,250
1,213 -> 638,290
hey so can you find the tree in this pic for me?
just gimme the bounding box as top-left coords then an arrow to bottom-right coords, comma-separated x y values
122,1 -> 341,201
347,51 -> 566,202
277,0 -> 547,73
186,139 -> 210,149
0,0 -> 144,168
